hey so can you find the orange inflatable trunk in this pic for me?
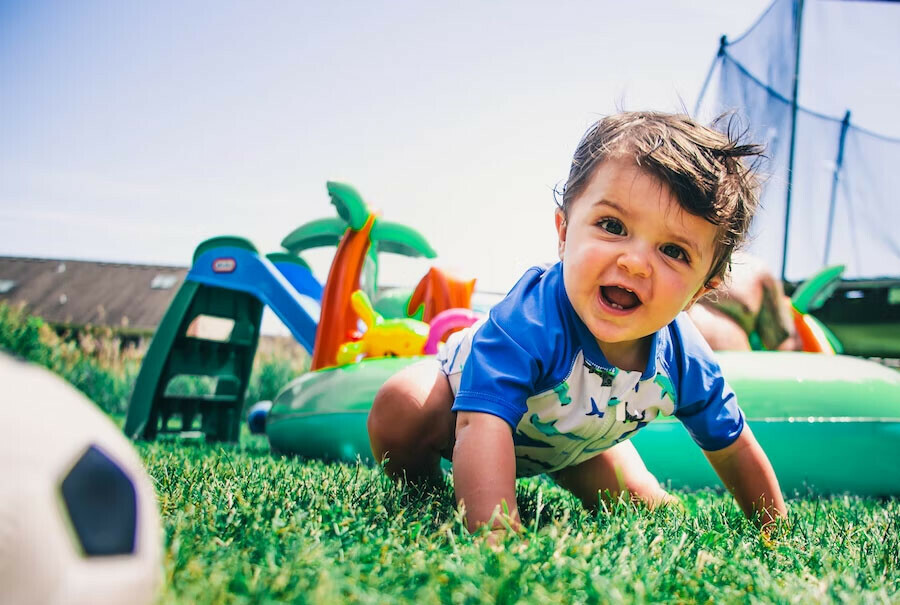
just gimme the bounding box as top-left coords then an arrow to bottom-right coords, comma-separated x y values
408,266 -> 476,323
310,215 -> 376,370
792,307 -> 832,354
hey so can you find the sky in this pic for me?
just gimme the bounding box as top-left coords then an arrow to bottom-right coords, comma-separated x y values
0,0 -> 776,304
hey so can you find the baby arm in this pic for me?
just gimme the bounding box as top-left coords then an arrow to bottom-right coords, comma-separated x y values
703,424 -> 787,527
453,411 -> 520,534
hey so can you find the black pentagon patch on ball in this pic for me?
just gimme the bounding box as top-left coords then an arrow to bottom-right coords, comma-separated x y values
60,445 -> 138,556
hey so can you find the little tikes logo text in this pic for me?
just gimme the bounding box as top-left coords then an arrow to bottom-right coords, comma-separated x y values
212,258 -> 236,273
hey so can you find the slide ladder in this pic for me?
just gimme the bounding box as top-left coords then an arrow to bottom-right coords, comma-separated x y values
124,236 -> 321,442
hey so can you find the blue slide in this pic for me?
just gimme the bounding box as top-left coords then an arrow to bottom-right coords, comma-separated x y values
188,246 -> 322,353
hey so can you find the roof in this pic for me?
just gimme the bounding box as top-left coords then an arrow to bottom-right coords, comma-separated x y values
0,256 -> 189,334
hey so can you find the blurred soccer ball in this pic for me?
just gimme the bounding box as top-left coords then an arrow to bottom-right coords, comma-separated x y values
0,352 -> 162,605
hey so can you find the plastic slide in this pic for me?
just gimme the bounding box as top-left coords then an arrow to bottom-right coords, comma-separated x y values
188,245 -> 320,352
124,236 -> 323,441
266,252 -> 324,308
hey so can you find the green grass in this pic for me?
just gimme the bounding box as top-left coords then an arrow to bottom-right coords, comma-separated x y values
142,438 -> 899,604
4,303 -> 897,602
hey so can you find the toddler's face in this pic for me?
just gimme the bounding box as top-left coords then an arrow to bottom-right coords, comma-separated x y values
556,157 -> 719,364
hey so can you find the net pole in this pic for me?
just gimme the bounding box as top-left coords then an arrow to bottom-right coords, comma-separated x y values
781,0 -> 805,282
694,36 -> 728,117
824,110 -> 852,265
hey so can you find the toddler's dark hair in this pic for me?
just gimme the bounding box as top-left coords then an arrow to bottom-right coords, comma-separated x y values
557,111 -> 764,282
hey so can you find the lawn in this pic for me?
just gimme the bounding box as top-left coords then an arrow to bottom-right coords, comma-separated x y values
142,436 -> 900,604
4,304 -> 896,602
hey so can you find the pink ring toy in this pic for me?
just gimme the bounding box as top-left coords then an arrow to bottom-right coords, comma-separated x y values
424,308 -> 480,354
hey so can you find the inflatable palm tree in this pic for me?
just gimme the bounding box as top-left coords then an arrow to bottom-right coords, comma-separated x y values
281,182 -> 436,370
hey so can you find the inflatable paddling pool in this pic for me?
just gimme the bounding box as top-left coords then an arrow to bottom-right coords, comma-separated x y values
266,352 -> 900,496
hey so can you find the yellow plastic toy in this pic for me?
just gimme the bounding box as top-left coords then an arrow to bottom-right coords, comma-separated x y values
335,290 -> 430,365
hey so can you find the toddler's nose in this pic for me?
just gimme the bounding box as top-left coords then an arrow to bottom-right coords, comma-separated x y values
616,247 -> 652,278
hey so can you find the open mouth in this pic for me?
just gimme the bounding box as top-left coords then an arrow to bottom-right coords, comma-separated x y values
600,285 -> 641,311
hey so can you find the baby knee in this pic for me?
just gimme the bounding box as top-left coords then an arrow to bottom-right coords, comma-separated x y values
368,379 -> 419,449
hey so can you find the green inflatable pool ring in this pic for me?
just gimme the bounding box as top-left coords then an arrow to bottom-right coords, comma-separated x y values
266,352 -> 900,496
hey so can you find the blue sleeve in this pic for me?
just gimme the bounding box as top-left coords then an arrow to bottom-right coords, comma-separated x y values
451,268 -> 552,430
671,314 -> 745,451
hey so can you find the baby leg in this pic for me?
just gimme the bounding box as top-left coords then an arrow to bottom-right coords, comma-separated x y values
552,440 -> 678,511
367,359 -> 456,483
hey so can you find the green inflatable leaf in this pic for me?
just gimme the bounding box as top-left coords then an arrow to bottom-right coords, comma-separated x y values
326,181 -> 371,230
371,220 -> 437,258
281,218 -> 347,254
791,264 -> 845,314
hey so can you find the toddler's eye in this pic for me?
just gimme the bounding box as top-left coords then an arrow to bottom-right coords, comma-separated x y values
661,244 -> 688,262
597,218 -> 625,235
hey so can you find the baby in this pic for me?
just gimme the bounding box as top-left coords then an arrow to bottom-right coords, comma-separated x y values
368,111 -> 786,535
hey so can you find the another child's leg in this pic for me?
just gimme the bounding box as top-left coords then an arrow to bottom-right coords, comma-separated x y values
367,359 -> 456,483
552,441 -> 678,511
687,303 -> 753,351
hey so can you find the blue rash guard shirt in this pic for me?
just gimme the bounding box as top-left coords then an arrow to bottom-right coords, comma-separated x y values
437,262 -> 744,477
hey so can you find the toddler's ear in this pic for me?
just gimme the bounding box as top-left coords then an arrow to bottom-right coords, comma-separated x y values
687,276 -> 722,308
705,276 -> 723,291
555,209 -> 567,260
